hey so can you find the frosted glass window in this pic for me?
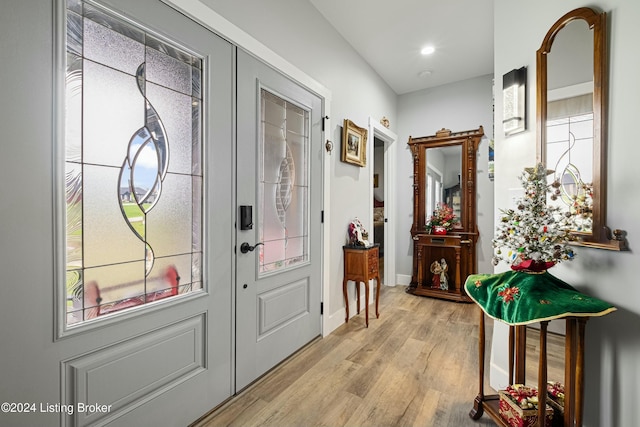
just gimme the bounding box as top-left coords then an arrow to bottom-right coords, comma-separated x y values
64,1 -> 203,327
258,89 -> 309,273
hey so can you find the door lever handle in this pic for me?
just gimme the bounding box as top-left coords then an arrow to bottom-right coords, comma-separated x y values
240,242 -> 264,254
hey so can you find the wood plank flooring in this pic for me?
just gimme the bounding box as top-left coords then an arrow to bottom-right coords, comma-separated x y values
193,285 -> 563,427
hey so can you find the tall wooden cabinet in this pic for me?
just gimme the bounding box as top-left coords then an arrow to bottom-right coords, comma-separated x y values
406,127 -> 484,302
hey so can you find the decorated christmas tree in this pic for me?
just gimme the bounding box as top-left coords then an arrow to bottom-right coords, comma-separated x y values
492,163 -> 575,271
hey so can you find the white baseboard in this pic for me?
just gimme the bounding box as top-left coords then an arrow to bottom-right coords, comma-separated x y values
322,288 -> 377,337
396,274 -> 412,286
489,361 -> 509,391
323,308 -> 345,337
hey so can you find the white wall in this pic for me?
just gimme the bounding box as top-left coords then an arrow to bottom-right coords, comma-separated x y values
196,0 -> 398,328
396,74 -> 495,281
494,1 -> 640,426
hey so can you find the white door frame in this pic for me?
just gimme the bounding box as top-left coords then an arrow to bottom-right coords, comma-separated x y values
368,117 -> 397,287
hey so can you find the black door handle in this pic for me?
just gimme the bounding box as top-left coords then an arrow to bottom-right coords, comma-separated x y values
240,242 -> 264,254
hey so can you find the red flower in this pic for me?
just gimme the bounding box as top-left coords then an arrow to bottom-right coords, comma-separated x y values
426,203 -> 458,231
498,286 -> 520,303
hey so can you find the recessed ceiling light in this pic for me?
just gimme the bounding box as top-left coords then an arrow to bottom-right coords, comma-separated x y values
421,46 -> 435,55
418,70 -> 433,78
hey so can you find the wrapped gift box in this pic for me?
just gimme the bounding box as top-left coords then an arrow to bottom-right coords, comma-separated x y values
546,381 -> 565,426
499,385 -> 553,427
546,381 -> 565,407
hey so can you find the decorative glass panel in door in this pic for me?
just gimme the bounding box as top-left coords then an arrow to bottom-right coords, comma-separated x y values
258,89 -> 309,274
64,1 -> 203,327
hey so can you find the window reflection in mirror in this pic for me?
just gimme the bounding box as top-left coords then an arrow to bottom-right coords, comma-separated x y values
425,145 -> 462,225
546,19 -> 594,233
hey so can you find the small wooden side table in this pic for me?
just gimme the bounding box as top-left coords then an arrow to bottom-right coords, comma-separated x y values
342,244 -> 381,327
464,271 -> 616,427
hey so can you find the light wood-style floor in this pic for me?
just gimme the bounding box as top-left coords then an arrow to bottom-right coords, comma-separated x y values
193,285 -> 563,427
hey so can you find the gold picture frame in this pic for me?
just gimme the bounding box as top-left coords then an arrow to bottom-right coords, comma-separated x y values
341,119 -> 367,167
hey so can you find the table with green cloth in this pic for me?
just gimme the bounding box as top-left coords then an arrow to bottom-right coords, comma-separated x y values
464,270 -> 616,325
465,270 -> 616,426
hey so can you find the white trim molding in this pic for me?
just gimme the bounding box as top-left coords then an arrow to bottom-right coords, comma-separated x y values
368,117 -> 397,287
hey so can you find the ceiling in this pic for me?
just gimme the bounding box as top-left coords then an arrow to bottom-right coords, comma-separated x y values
308,0 -> 495,95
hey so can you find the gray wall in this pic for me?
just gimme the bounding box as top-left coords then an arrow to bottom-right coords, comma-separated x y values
396,74 -> 496,280
494,1 -> 640,425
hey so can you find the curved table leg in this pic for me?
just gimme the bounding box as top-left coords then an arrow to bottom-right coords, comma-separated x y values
469,307 -> 485,420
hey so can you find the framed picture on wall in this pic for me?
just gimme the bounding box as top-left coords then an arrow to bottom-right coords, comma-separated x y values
341,119 -> 367,167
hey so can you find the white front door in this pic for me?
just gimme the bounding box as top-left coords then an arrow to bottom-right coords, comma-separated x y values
0,1 -> 234,426
235,50 -> 324,390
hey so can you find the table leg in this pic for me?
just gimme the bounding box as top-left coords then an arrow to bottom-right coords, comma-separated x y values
538,321 -> 549,427
564,318 -> 577,426
356,281 -> 361,314
576,318 -> 588,427
343,278 -> 349,323
375,275 -> 381,318
364,280 -> 369,327
515,325 -> 527,384
469,307 -> 485,420
508,325 -> 515,386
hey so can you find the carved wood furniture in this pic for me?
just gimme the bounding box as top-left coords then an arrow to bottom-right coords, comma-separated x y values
342,244 -> 381,327
407,127 -> 484,302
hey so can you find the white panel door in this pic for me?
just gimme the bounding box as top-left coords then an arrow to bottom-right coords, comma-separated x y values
235,49 -> 323,391
0,0 -> 233,426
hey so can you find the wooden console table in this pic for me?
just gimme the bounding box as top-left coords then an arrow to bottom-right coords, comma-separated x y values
464,271 -> 616,427
342,244 -> 380,327
407,233 -> 473,302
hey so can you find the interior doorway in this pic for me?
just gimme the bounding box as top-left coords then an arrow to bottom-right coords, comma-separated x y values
373,136 -> 385,283
369,117 -> 397,288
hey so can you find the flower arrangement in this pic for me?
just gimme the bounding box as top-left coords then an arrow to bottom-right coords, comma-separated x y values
427,203 -> 458,233
492,164 -> 575,271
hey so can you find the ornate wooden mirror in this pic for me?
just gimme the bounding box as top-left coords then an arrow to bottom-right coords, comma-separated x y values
407,127 -> 483,302
536,7 -> 627,250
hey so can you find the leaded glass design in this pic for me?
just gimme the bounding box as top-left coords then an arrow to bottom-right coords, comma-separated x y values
64,1 -> 203,326
547,94 -> 594,233
258,89 -> 309,273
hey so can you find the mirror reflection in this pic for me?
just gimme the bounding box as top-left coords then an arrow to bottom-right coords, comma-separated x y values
537,7 -> 626,249
546,19 -> 594,233
425,145 -> 462,226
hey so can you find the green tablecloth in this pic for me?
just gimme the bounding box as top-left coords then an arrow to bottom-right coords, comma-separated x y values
464,270 -> 616,325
